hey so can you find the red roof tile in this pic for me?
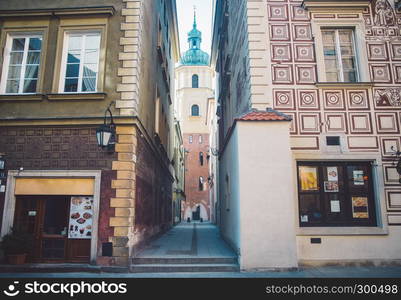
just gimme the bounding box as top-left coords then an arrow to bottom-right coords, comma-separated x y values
236,108 -> 292,121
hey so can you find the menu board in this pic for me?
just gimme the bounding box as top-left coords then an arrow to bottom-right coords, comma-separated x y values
68,196 -> 93,239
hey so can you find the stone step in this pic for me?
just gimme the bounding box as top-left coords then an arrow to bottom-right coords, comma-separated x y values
130,263 -> 239,273
132,257 -> 237,265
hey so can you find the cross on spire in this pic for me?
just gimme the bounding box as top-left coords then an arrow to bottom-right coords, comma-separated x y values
193,5 -> 197,28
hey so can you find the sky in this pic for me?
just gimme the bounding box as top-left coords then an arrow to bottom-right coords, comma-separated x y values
176,0 -> 213,56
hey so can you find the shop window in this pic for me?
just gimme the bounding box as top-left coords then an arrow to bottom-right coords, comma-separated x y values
321,28 -> 358,82
191,104 -> 199,116
192,74 -> 199,88
297,161 -> 376,227
0,34 -> 43,94
60,31 -> 101,93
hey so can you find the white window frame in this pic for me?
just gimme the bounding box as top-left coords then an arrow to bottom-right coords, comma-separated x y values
321,28 -> 359,82
0,33 -> 43,94
312,19 -> 370,83
59,30 -> 101,93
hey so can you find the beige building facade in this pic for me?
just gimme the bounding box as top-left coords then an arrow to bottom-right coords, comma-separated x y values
212,0 -> 401,271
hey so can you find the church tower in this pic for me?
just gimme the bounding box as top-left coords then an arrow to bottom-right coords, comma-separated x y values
176,10 -> 215,221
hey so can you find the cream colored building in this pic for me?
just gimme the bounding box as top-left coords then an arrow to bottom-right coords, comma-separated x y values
212,0 -> 401,271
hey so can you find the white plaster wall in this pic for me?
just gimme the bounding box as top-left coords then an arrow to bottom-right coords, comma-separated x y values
297,226 -> 401,262
237,121 -> 298,269
219,127 -> 241,254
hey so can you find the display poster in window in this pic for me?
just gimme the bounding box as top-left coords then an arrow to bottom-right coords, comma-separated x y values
299,167 -> 318,191
300,215 -> 308,223
352,197 -> 369,219
324,181 -> 339,192
353,170 -> 364,185
68,196 -> 93,239
330,200 -> 341,213
327,167 -> 338,182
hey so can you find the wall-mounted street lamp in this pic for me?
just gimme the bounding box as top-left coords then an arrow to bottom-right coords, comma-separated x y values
96,101 -> 116,153
209,147 -> 219,156
391,146 -> 401,183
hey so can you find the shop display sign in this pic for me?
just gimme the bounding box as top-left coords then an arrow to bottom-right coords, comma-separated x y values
352,197 -> 369,219
68,196 -> 93,239
353,170 -> 364,185
324,181 -> 339,192
330,200 -> 341,213
299,166 -> 318,191
327,167 -> 338,182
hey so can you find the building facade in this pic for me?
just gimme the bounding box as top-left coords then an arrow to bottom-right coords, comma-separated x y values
0,0 -> 180,267
176,15 -> 214,222
212,0 -> 401,270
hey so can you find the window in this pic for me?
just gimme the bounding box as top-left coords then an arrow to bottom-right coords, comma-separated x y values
199,176 -> 204,191
191,104 -> 199,116
189,135 -> 193,144
0,34 -> 42,94
322,28 -> 358,82
192,74 -> 199,88
199,152 -> 204,166
297,161 -> 376,227
198,135 -> 202,144
60,32 -> 101,93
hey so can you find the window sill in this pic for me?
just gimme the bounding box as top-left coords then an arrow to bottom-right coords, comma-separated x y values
47,93 -> 106,101
315,82 -> 374,89
0,94 -> 45,101
297,226 -> 388,236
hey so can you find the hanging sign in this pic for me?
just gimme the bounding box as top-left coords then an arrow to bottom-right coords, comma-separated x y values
68,196 -> 93,239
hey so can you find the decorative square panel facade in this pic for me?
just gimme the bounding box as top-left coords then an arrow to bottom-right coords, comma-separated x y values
271,44 -> 292,61
294,44 -> 315,62
324,113 -> 348,133
367,43 -> 388,61
284,112 -> 298,134
390,44 -> 401,60
349,113 -> 373,134
380,137 -> 401,158
268,5 -> 289,21
370,64 -> 392,83
270,24 -> 290,41
290,4 -> 309,21
292,24 -> 312,41
375,113 -> 399,134
272,65 -> 293,84
295,65 -> 316,84
394,64 -> 401,83
383,167 -> 401,186
299,113 -> 321,134
346,90 -> 370,110
273,89 -> 295,109
297,89 -> 319,110
385,189 -> 401,210
322,90 -> 345,110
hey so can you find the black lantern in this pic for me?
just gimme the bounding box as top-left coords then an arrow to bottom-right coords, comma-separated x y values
96,102 -> 116,152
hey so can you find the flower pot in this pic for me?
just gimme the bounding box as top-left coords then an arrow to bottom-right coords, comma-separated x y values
7,253 -> 27,265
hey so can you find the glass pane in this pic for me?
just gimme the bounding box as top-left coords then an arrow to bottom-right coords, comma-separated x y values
11,38 -> 25,51
29,38 -> 42,51
84,50 -> 99,64
299,194 -> 323,225
23,79 -> 37,93
26,51 -> 41,65
66,64 -> 79,78
64,78 -> 78,92
7,66 -> 21,79
324,58 -> 337,70
42,239 -> 65,259
342,58 -> 355,69
326,72 -> 339,81
340,45 -> 354,56
82,77 -> 96,92
10,52 -> 23,65
323,46 -> 336,56
67,51 -> 81,63
83,64 -> 97,77
25,65 -> 39,79
68,36 -> 82,50
339,30 -> 352,43
299,166 -> 319,191
43,198 -> 68,235
6,80 -> 19,93
325,193 -> 347,223
322,31 -> 335,44
85,35 -> 101,50
343,71 -> 356,82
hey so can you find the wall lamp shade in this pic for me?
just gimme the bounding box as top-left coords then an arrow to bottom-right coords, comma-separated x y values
96,102 -> 116,152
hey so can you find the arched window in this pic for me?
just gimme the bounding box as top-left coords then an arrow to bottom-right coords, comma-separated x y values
191,104 -> 199,116
192,74 -> 199,88
199,176 -> 204,191
199,152 -> 204,166
189,135 -> 193,143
